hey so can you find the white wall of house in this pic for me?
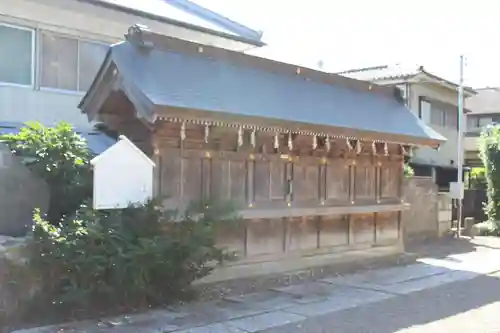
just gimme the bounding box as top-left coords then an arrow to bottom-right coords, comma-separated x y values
0,0 -> 250,130
406,83 -> 461,167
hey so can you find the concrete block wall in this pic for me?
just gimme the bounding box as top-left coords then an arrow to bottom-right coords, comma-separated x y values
402,176 -> 439,243
0,145 -> 49,236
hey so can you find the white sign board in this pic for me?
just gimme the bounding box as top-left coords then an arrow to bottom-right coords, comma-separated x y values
91,136 -> 155,210
449,182 -> 464,199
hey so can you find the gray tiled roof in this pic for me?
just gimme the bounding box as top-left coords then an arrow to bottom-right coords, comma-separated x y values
81,0 -> 263,45
338,64 -> 421,81
108,42 -> 445,144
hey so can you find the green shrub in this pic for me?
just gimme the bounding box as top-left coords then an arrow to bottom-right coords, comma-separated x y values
469,167 -> 487,189
479,125 -> 500,225
0,122 -> 93,224
404,164 -> 414,177
28,199 -> 240,318
473,220 -> 500,236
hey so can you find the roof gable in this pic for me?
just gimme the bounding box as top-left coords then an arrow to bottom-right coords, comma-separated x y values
79,0 -> 263,47
338,64 -> 476,96
91,135 -> 155,166
80,28 -> 446,148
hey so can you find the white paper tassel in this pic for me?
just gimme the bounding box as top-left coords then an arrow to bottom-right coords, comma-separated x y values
274,133 -> 279,149
204,124 -> 209,143
237,126 -> 243,147
384,142 -> 389,156
372,141 -> 377,154
180,121 -> 186,141
401,144 -> 407,155
250,130 -> 256,148
325,136 -> 331,152
288,132 -> 293,150
356,140 -> 362,154
346,138 -> 353,151
312,135 -> 317,150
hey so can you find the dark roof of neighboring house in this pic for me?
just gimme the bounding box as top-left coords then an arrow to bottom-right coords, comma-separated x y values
79,26 -> 445,148
0,122 -> 115,155
78,0 -> 264,47
338,64 -> 476,95
466,87 -> 500,114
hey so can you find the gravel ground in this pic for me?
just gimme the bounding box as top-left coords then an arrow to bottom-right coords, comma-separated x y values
261,271 -> 500,333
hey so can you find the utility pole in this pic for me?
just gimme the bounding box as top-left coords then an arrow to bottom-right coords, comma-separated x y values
456,55 -> 465,238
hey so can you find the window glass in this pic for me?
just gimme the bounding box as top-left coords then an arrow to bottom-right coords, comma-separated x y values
466,116 -> 478,131
78,41 -> 108,91
0,25 -> 33,85
40,32 -> 78,91
420,99 -> 431,124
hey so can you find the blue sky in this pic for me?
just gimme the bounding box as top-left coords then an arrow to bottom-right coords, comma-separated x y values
195,0 -> 500,88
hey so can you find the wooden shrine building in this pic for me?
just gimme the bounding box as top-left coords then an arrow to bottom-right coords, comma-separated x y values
79,25 -> 445,282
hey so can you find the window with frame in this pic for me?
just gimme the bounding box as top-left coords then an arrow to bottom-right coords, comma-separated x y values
466,116 -> 479,131
0,24 -> 34,85
40,31 -> 108,92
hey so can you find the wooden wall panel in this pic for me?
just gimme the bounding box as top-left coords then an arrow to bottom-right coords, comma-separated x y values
355,165 -> 376,201
293,162 -> 320,202
318,215 -> 349,247
352,214 -> 375,244
216,223 -> 246,256
181,156 -> 203,203
381,163 -> 401,199
270,160 -> 287,200
285,216 -> 318,252
246,218 -> 285,256
229,160 -> 247,205
376,212 -> 399,243
210,158 -> 230,200
325,161 -> 350,202
254,159 -> 271,202
159,152 -> 181,198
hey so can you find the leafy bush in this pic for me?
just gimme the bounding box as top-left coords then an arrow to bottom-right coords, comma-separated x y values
473,220 -> 500,236
404,164 -> 414,177
27,199 -> 239,318
0,122 -> 92,224
479,125 -> 500,225
469,167 -> 487,189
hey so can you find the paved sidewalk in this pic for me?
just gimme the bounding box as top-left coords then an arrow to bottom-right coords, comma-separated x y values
13,237 -> 500,333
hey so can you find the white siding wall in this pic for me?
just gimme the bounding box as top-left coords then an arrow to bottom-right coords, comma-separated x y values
407,83 -> 461,167
0,0 -> 247,129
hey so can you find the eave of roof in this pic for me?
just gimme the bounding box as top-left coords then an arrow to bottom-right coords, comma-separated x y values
77,0 -> 265,47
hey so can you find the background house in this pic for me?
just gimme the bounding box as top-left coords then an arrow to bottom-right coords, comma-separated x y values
464,87 -> 500,166
0,0 -> 263,131
338,64 -> 476,191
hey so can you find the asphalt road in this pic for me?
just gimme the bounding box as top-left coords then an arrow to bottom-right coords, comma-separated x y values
261,272 -> 500,333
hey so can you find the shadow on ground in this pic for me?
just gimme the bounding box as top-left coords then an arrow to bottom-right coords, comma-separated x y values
263,237 -> 500,333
